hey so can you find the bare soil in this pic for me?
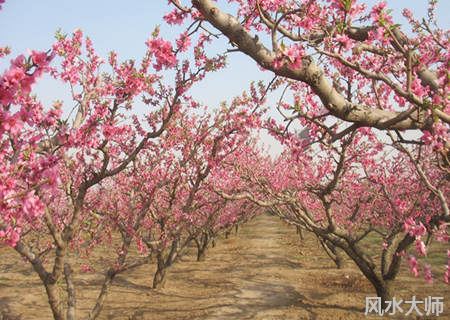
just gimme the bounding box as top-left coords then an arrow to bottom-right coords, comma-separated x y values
0,214 -> 448,319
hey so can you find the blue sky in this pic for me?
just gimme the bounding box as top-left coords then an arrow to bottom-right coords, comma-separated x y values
1,0 -> 448,152
1,0 -> 448,102
0,1 -> 271,107
1,1 -> 448,56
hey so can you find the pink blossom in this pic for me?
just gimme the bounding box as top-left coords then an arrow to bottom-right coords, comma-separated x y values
163,9 -> 186,25
421,122 -> 449,151
335,35 -> 352,50
408,255 -> 419,277
370,1 -> 391,24
424,264 -> 433,284
2,116 -> 23,134
415,239 -> 427,256
22,192 -> 45,218
394,198 -> 408,213
0,46 -> 10,58
145,37 -> 177,71
0,226 -> 21,247
404,218 -> 426,237
136,238 -> 148,255
402,8 -> 413,20
444,264 -> 450,284
30,50 -> 48,66
272,56 -> 284,69
434,224 -> 449,242
283,44 -> 304,69
80,264 -> 95,273
176,32 -> 191,52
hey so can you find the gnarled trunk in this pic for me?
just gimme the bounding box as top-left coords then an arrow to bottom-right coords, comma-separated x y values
88,269 -> 116,320
152,240 -> 180,289
320,238 -> 344,269
45,283 -> 65,320
152,259 -> 167,289
195,233 -> 209,262
337,239 -> 393,309
197,246 -> 207,261
370,278 -> 393,309
296,226 -> 304,241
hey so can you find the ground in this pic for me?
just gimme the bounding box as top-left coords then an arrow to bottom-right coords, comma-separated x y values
0,214 -> 448,319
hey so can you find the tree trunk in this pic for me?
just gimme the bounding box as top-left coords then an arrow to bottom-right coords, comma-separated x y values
341,240 -> 393,309
153,252 -> 167,289
330,237 -> 392,308
320,234 -> 395,311
334,251 -> 344,269
296,226 -> 304,241
45,283 -> 65,320
328,243 -> 344,269
372,279 -> 392,309
196,241 -> 207,262
15,240 -> 67,320
197,246 -> 206,261
152,264 -> 167,289
88,269 -> 116,320
196,233 -> 209,261
63,264 -> 76,320
320,239 -> 344,269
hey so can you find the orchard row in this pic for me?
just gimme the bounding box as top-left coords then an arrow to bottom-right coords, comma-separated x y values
1,1 -> 449,319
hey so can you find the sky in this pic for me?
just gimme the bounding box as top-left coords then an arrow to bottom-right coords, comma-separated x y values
1,0 -> 448,152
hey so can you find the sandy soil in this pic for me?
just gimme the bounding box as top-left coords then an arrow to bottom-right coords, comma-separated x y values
0,213 -> 448,319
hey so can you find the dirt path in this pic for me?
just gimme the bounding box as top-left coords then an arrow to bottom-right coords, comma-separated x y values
115,214 -> 371,320
194,215 -> 305,319
1,213 -> 449,319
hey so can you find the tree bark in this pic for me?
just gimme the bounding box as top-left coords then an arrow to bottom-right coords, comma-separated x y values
196,235 -> 208,262
191,0 -> 433,130
335,238 -> 392,308
44,283 -> 65,320
153,253 -> 168,289
296,226 -> 304,240
320,239 -> 344,269
197,246 -> 207,262
14,241 -> 66,320
63,264 -> 76,320
88,269 -> 116,320
152,265 -> 167,289
372,279 -> 393,309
